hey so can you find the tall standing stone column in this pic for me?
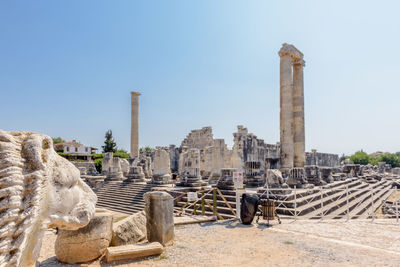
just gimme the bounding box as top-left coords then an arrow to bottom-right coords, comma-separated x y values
130,91 -> 141,158
279,46 -> 294,171
293,59 -> 305,167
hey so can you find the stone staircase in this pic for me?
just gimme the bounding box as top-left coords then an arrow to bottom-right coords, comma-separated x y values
174,178 -> 393,220
259,178 -> 393,219
91,180 -> 157,214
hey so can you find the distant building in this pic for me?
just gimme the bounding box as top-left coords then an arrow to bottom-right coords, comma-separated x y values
54,140 -> 97,161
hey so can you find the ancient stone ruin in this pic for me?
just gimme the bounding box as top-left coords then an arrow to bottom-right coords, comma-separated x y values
279,43 -> 306,172
0,130 -> 97,266
85,44 -> 400,236
152,148 -> 172,184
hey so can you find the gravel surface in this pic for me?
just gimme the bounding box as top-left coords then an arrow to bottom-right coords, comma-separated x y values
38,219 -> 400,266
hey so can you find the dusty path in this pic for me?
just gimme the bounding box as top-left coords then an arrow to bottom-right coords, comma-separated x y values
39,219 -> 400,266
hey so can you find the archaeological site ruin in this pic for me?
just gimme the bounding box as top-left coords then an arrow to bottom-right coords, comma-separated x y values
2,43 -> 400,266
79,43 -> 400,224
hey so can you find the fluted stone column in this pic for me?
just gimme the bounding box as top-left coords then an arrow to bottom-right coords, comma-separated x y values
279,50 -> 294,171
293,59 -> 305,167
130,91 -> 141,158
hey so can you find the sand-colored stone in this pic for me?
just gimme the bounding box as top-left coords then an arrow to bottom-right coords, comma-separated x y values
144,191 -> 174,246
111,211 -> 147,246
55,212 -> 113,264
278,43 -> 306,171
0,130 -> 97,267
105,242 -> 164,263
279,48 -> 294,171
152,148 -> 171,184
293,58 -> 305,168
131,91 -> 140,158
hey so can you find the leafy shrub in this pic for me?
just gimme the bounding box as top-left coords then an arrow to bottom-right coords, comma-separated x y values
114,149 -> 130,159
94,158 -> 102,173
349,151 -> 370,165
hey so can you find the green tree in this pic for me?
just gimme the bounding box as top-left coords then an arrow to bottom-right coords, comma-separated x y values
378,153 -> 400,168
114,149 -> 130,159
140,146 -> 152,153
102,130 -> 117,153
52,137 -> 65,144
349,150 -> 370,165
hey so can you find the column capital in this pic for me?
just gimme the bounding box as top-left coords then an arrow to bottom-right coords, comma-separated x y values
278,43 -> 304,60
293,58 -> 306,67
131,91 -> 141,96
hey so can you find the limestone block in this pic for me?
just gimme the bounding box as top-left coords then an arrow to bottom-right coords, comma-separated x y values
55,212 -> 113,264
73,161 -> 99,175
111,211 -> 147,246
105,242 -> 164,263
111,157 -> 122,173
102,152 -> 113,174
144,192 -> 174,246
120,158 -> 130,175
0,130 -> 97,267
286,167 -> 308,188
78,166 -> 87,175
217,168 -> 237,190
265,169 -> 284,187
393,168 -> 400,175
153,148 -> 171,176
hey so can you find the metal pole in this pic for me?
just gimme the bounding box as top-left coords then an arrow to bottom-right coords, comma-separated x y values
320,187 -> 324,220
370,188 -> 374,222
213,188 -> 217,216
235,189 -> 245,220
294,185 -> 297,220
396,189 -> 399,223
201,190 -> 205,215
346,184 -> 350,221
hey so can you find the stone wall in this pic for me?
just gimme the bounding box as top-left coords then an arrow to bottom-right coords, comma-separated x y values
179,148 -> 201,178
72,161 -> 98,175
231,125 -> 279,186
305,150 -> 339,167
181,126 -> 213,150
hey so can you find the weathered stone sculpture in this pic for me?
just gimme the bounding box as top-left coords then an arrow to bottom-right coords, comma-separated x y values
0,130 -> 97,266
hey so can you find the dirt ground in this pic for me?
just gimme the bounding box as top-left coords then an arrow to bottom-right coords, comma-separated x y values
39,219 -> 400,266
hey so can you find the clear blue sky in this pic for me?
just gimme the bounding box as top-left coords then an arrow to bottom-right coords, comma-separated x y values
1,1 -> 399,155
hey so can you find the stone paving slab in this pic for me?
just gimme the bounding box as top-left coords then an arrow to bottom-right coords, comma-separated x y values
174,215 -> 217,225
